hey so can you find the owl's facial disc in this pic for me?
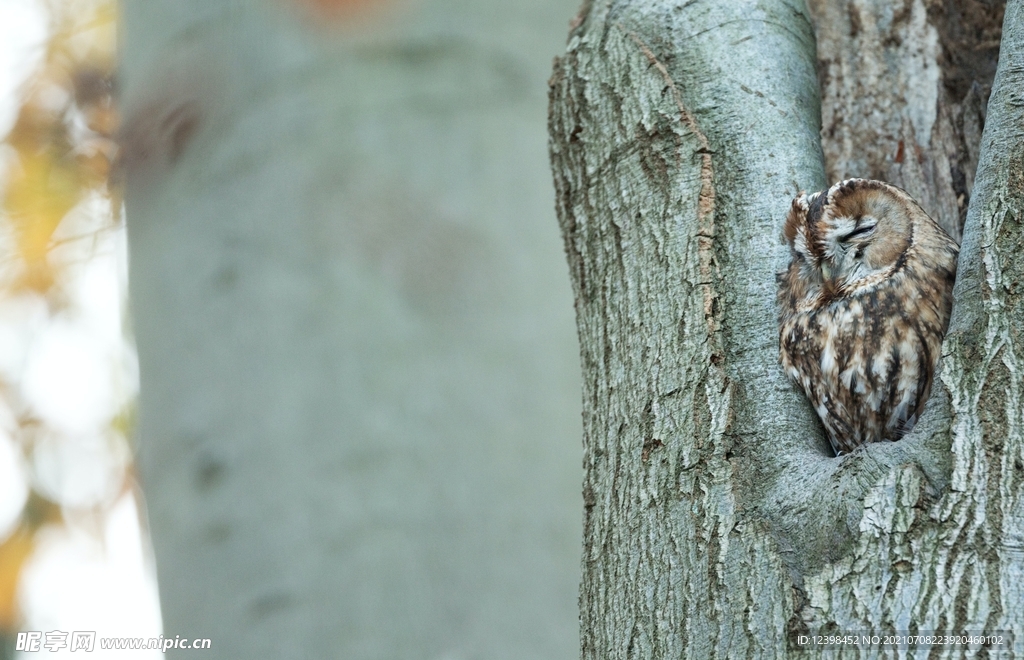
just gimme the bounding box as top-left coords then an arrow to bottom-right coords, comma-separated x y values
818,215 -> 883,284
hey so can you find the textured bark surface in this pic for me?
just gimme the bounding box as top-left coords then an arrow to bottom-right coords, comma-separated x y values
550,0 -> 1024,656
120,0 -> 583,657
936,0 -> 1024,645
807,0 -> 1005,242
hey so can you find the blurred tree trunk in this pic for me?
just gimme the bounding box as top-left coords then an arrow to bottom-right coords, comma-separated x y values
549,0 -> 1023,656
119,1 -> 583,657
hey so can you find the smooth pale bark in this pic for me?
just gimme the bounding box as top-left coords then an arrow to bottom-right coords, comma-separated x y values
549,0 -> 1024,656
120,0 -> 582,657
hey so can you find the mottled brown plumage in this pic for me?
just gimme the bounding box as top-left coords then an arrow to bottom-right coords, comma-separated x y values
778,179 -> 958,455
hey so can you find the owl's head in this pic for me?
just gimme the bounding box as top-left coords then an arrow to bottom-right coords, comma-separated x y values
784,179 -> 914,289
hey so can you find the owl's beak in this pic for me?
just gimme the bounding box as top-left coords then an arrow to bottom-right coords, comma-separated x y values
820,262 -> 833,280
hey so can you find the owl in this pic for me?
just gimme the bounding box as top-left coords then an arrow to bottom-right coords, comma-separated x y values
778,179 -> 959,455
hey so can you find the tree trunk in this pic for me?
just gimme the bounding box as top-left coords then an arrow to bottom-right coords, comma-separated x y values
807,0 -> 1005,242
120,1 -> 583,657
549,0 -> 1024,656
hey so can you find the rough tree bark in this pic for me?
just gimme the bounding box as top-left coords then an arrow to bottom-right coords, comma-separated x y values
119,0 -> 583,657
549,0 -> 1024,656
807,0 -> 1005,242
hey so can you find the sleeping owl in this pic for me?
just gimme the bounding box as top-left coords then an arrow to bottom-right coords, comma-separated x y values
778,179 -> 959,455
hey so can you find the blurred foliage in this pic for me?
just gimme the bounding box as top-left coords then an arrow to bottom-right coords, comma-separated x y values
0,527 -> 33,632
3,0 -> 116,295
0,0 -> 121,632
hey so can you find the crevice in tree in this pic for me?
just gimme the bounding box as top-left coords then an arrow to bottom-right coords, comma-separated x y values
807,0 -> 1005,242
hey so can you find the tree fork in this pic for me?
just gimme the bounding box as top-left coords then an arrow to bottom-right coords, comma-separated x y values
549,0 -> 1024,656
